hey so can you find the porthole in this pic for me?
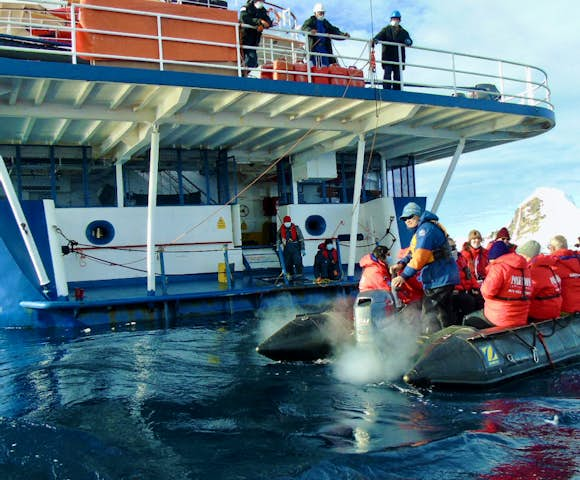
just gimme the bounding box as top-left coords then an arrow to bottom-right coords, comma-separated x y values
305,215 -> 326,236
86,220 -> 115,245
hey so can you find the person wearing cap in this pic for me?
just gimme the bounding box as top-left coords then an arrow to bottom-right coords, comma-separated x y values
461,229 -> 489,284
390,202 -> 459,332
487,226 -> 516,251
277,215 -> 305,279
314,239 -> 340,283
546,235 -> 580,314
464,241 -> 531,329
301,3 -> 350,67
372,10 -> 413,90
517,240 -> 562,321
239,0 -> 272,74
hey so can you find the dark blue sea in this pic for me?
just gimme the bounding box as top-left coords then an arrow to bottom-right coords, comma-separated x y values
0,308 -> 578,480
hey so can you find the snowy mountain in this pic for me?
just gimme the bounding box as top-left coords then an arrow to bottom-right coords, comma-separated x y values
492,187 -> 580,251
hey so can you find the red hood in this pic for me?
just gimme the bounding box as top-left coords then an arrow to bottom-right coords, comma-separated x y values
359,253 -> 383,268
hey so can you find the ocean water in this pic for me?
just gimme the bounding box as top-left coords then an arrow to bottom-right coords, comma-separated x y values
0,311 -> 578,480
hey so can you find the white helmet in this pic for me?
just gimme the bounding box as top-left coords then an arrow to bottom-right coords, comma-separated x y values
313,3 -> 324,13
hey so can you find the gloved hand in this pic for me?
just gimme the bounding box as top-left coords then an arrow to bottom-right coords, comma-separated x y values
301,250 -> 306,257
389,263 -> 404,276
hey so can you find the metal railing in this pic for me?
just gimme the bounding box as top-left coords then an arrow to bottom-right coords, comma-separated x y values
0,2 -> 552,110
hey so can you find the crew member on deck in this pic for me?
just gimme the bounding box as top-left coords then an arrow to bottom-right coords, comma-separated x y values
390,202 -> 459,332
372,10 -> 413,90
239,0 -> 272,75
278,215 -> 305,279
314,239 -> 340,283
301,3 -> 349,67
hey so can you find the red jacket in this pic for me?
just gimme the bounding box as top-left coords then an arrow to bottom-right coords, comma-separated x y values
455,254 -> 480,291
528,255 -> 562,320
481,252 -> 531,327
461,243 -> 488,283
547,249 -> 580,313
359,253 -> 391,292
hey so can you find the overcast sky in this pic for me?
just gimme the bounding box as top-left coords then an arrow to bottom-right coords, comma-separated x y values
247,0 -> 580,241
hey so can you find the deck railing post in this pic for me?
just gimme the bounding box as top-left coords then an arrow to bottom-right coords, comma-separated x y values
71,4 -> 77,65
156,14 -> 164,71
498,60 -> 505,101
451,53 -> 457,95
235,23 -> 242,77
398,44 -> 404,90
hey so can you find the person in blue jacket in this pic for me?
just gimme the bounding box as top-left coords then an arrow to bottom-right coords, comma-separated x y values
391,202 -> 459,332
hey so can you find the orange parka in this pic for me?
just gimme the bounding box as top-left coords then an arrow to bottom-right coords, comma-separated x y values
528,255 -> 562,321
547,249 -> 580,313
359,253 -> 391,292
481,252 -> 531,327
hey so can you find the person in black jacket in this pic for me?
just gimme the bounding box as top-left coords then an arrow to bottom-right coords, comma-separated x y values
373,10 -> 412,90
301,3 -> 349,67
239,0 -> 272,73
314,239 -> 340,282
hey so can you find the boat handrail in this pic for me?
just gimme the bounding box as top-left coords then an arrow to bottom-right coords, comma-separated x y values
0,2 -> 552,110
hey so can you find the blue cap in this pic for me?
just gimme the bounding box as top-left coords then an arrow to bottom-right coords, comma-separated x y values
391,10 -> 401,18
399,202 -> 422,220
488,240 -> 510,260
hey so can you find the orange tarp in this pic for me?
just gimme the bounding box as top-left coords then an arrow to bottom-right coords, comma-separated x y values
77,0 -> 238,63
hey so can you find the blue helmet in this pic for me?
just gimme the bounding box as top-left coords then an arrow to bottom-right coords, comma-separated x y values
391,10 -> 401,19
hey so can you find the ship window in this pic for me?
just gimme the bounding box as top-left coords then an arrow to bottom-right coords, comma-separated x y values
86,220 -> 115,245
305,215 -> 326,236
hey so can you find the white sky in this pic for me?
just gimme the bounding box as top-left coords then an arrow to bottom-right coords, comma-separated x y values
254,0 -> 580,240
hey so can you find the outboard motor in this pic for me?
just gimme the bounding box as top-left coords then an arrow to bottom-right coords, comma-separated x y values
354,290 -> 396,345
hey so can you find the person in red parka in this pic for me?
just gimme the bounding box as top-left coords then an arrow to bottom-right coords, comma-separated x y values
395,247 -> 423,305
450,237 -> 482,324
464,240 -> 531,329
546,235 -> 580,314
358,245 -> 391,292
516,240 -> 562,321
486,226 -> 517,252
461,229 -> 489,285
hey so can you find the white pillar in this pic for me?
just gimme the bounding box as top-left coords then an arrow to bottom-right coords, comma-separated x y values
0,155 -> 51,290
43,199 -> 69,299
431,137 -> 465,214
347,133 -> 366,278
115,162 -> 124,207
146,125 -> 160,295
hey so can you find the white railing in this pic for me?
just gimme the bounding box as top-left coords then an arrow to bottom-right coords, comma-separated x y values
0,2 -> 552,110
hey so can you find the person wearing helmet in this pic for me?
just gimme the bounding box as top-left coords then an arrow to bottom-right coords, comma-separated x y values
373,10 -> 413,90
239,0 -> 273,75
301,3 -> 350,66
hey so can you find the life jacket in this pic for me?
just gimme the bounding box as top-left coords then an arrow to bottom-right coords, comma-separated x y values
547,249 -> 580,313
455,254 -> 479,291
280,224 -> 298,241
528,255 -> 562,321
481,252 -> 531,327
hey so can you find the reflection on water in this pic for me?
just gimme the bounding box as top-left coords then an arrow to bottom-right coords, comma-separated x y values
0,314 -> 578,480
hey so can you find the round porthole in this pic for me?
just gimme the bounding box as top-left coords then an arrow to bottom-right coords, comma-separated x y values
86,220 -> 115,245
305,215 -> 326,236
